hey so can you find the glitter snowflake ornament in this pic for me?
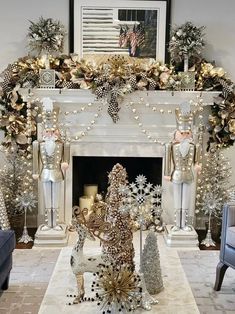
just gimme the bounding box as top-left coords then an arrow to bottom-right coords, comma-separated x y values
17,192 -> 37,244
119,175 -> 163,228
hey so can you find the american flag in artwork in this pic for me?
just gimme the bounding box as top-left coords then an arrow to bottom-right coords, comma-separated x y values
119,26 -> 129,48
130,25 -> 138,56
136,23 -> 145,48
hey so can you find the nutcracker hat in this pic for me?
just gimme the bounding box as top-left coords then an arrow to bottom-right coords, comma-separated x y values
41,97 -> 59,132
175,103 -> 193,132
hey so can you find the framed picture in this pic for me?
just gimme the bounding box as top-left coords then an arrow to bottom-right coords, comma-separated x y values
69,0 -> 171,63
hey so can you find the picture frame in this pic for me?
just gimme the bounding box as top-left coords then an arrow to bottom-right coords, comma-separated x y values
69,0 -> 171,63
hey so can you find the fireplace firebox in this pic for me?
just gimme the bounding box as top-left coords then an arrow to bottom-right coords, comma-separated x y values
73,156 -> 162,206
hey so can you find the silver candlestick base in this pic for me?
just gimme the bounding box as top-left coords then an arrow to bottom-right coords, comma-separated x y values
18,226 -> 33,244
201,230 -> 216,247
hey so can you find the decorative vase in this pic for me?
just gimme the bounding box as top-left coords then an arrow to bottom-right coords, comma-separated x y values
41,52 -> 50,69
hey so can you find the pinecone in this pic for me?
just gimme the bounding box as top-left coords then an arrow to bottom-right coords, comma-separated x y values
62,81 -> 75,89
107,98 -> 120,123
140,73 -> 148,81
148,78 -> 157,90
0,70 -> 13,93
217,78 -> 233,100
94,76 -> 105,86
129,75 -> 137,90
95,86 -> 105,98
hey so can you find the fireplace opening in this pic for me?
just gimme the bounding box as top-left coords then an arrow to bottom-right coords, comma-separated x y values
73,156 -> 162,206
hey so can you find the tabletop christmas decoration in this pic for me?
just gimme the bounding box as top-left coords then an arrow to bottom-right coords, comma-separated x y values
119,174 -> 161,309
169,21 -> 205,71
141,231 -> 163,295
119,175 -> 163,230
102,163 -> 135,269
93,264 -> 141,313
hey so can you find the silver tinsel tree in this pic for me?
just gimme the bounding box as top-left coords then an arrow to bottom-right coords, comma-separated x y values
0,153 -> 30,218
195,146 -> 233,245
141,231 -> 163,295
0,187 -> 10,230
196,147 -> 233,221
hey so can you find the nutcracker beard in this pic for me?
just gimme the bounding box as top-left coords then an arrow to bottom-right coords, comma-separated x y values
179,138 -> 191,157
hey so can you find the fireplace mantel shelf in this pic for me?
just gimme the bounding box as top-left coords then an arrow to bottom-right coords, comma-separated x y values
19,88 -> 220,106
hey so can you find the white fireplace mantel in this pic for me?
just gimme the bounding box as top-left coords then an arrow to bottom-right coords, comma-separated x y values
20,89 -> 220,226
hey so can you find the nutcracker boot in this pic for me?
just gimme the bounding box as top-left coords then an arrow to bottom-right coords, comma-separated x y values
40,209 -> 52,231
181,209 -> 193,231
52,207 -> 63,231
171,209 -> 181,232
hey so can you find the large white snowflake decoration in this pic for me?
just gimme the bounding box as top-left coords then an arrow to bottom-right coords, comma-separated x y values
119,175 -> 163,227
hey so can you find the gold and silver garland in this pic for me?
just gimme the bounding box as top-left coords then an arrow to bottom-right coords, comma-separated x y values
0,54 -> 235,152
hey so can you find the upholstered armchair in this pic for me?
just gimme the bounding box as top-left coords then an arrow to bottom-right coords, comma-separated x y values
214,203 -> 235,291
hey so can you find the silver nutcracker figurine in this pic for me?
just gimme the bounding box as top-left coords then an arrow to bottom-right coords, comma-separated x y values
33,98 -> 70,231
164,107 -> 201,232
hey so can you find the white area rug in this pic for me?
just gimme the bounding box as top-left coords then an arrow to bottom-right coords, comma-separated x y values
39,233 -> 199,314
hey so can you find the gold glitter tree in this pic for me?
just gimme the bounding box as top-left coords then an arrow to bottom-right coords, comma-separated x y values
102,163 -> 135,269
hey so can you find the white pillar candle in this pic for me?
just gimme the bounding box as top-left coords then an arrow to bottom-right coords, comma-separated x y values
84,184 -> 98,200
79,196 -> 93,215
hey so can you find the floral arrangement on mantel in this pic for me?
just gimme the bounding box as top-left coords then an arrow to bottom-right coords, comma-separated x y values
0,19 -> 235,156
0,55 -> 234,153
27,16 -> 66,54
169,21 -> 205,71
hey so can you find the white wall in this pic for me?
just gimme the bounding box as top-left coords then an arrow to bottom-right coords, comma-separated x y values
0,0 -> 69,71
171,0 -> 235,82
0,0 -> 235,77
0,0 -> 234,183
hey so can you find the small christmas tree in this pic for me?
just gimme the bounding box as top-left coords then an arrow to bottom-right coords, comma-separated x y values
196,146 -> 233,247
0,187 -> 10,230
0,152 -> 32,219
102,163 -> 135,268
196,147 -> 233,221
141,231 -> 163,294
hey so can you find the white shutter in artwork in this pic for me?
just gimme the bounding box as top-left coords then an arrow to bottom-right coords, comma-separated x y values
82,7 -> 129,55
